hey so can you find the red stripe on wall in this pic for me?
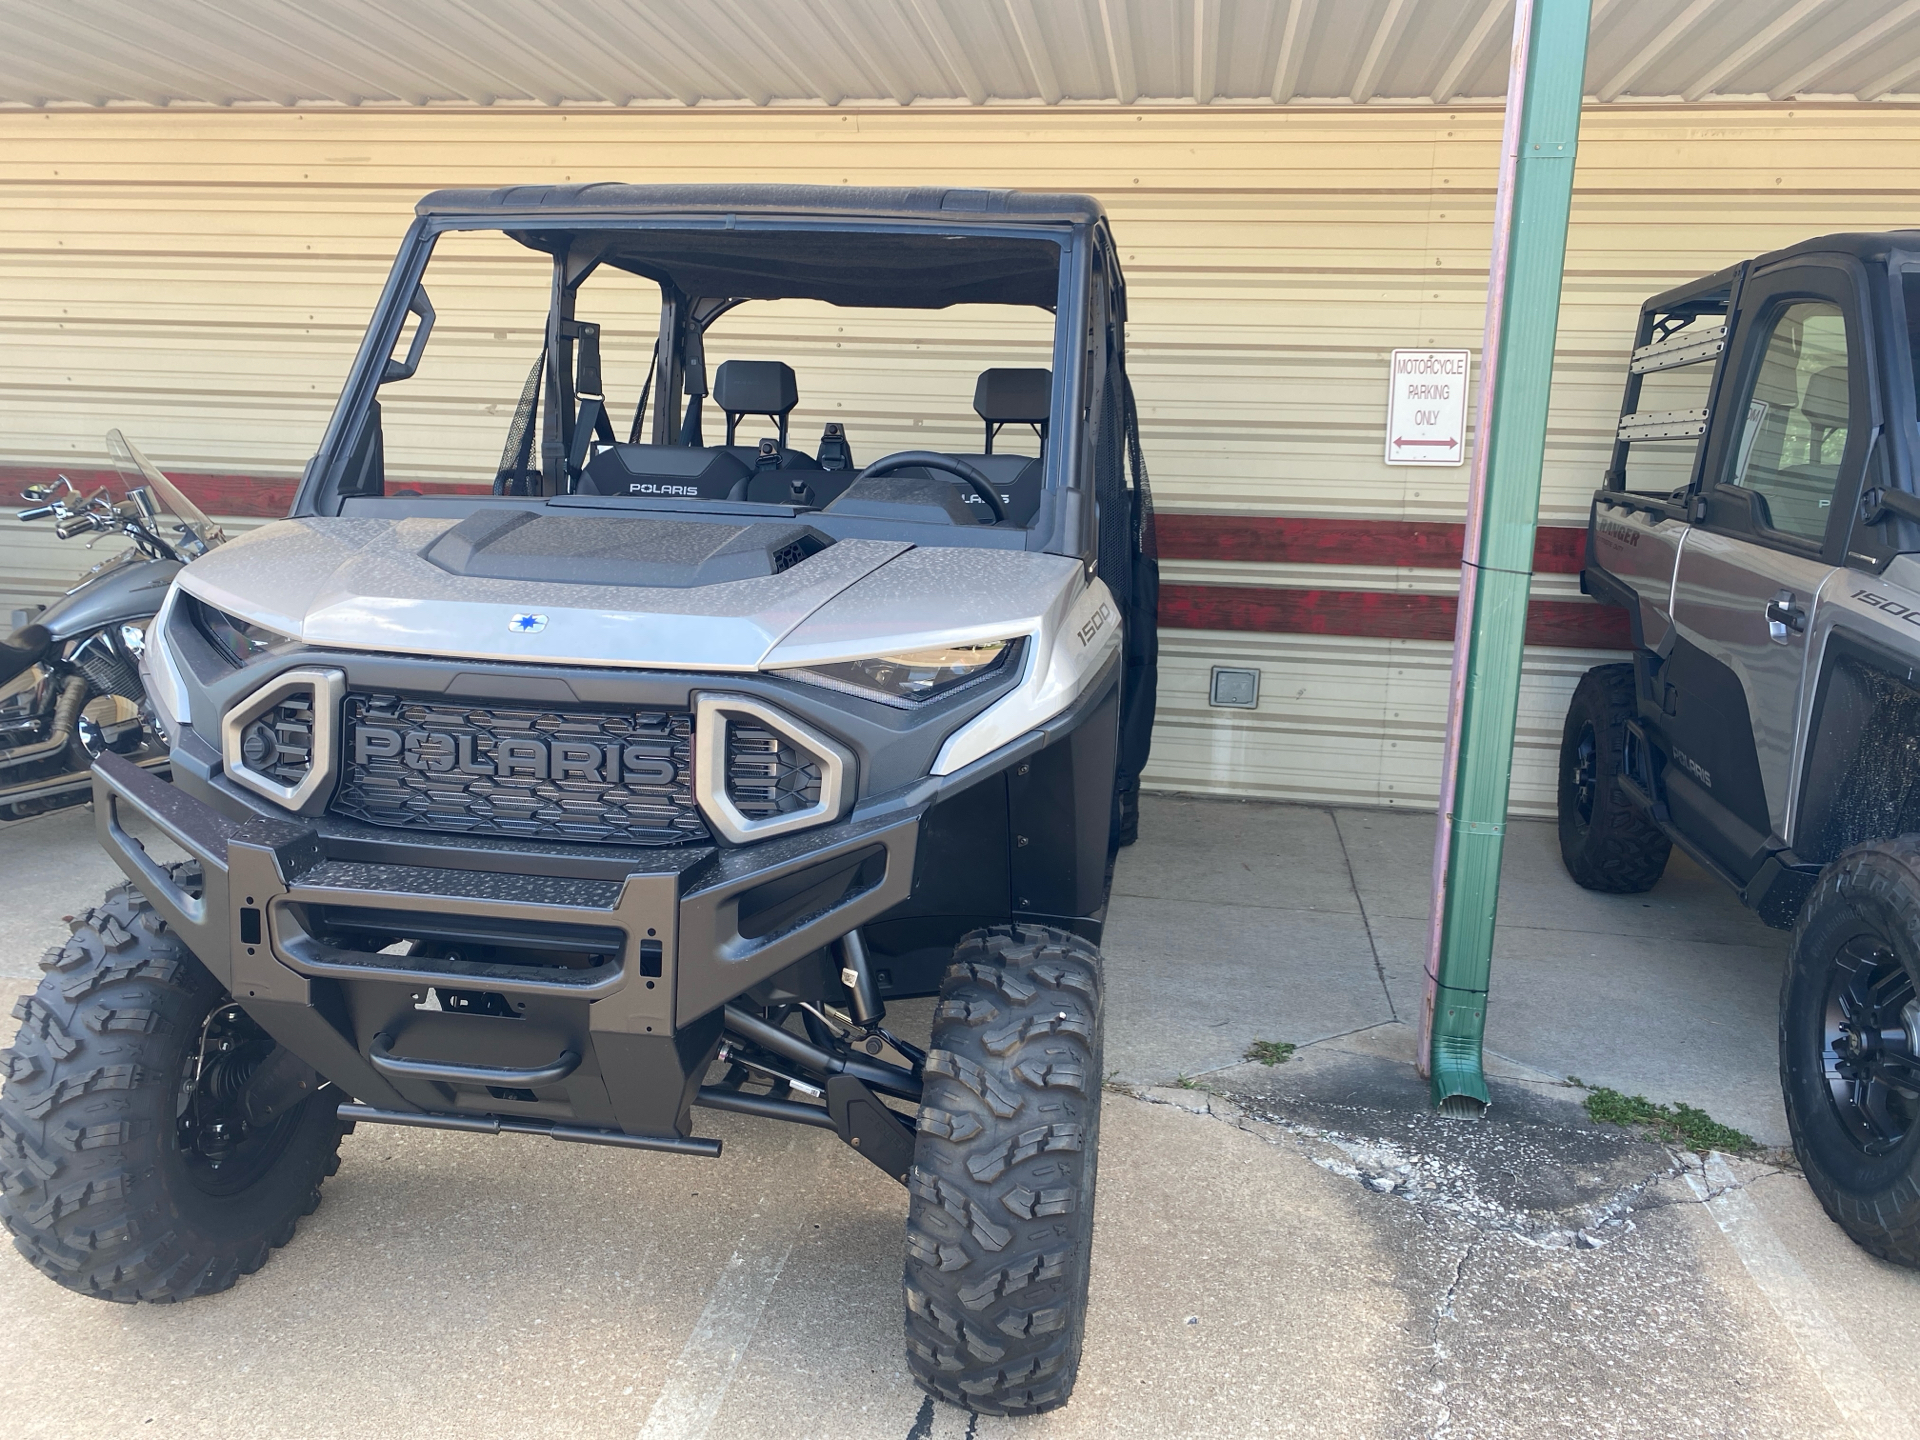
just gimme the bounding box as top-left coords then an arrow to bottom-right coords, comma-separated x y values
1158,584 -> 1632,650
1,466 -> 297,517
1155,514 -> 1586,574
1,462 -> 1625,649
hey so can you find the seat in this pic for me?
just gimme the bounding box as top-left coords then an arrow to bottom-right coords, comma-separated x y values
576,443 -> 754,500
0,623 -> 51,689
714,360 -> 821,471
973,367 -> 1051,454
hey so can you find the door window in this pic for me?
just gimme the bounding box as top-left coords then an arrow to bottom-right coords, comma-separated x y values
1724,300 -> 1851,545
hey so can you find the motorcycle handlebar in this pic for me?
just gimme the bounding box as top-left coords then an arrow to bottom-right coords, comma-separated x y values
16,504 -> 57,522
53,515 -> 99,540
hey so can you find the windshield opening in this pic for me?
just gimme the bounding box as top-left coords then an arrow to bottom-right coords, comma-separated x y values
350,225 -> 1063,532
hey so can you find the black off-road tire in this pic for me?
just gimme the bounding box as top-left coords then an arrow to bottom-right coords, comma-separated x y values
904,924 -> 1104,1416
1781,840 -> 1920,1266
1558,663 -> 1671,893
0,872 -> 347,1302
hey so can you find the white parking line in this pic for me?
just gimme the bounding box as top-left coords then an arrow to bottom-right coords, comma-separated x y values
637,1240 -> 795,1440
1685,1154 -> 1914,1440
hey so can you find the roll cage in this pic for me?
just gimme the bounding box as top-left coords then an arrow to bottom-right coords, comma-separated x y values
291,186 -> 1136,567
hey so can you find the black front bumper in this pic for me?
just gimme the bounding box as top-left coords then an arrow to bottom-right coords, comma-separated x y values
90,751 -> 919,1139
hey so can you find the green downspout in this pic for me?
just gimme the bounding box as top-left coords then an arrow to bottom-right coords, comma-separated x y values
1420,0 -> 1593,1113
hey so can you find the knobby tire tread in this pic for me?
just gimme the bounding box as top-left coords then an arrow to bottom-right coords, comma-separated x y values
0,869 -> 345,1303
1559,663 -> 1671,894
904,924 -> 1104,1416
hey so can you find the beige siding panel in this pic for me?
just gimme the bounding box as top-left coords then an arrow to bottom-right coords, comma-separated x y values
3,104 -> 1917,809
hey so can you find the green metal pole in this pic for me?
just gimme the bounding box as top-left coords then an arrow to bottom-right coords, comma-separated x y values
1421,0 -> 1592,1113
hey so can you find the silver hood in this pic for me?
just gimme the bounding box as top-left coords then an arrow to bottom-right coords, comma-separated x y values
175,516 -> 1082,673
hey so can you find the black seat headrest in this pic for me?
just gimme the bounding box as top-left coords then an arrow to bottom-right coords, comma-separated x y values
714,360 -> 798,417
1801,364 -> 1850,429
973,368 -> 1051,423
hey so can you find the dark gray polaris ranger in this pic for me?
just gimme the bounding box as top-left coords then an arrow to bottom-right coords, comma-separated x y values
0,185 -> 1159,1415
1562,231 -> 1920,1267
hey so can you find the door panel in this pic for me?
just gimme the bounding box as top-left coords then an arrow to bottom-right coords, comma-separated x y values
1669,527 -> 1832,844
1592,499 -> 1688,648
1667,265 -> 1860,861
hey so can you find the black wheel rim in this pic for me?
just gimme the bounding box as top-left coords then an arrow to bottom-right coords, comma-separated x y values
1820,935 -> 1920,1156
1568,720 -> 1599,829
174,1001 -> 307,1197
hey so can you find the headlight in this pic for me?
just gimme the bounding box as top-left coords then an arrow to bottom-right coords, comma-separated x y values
189,596 -> 297,667
783,640 -> 1016,707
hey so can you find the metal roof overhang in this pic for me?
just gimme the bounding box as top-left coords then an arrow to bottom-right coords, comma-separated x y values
7,0 -> 1920,110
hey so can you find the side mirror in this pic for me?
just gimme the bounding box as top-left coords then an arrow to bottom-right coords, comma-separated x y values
19,485 -> 51,503
381,285 -> 436,384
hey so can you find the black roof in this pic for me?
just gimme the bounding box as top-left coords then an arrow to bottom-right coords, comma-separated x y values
1756,230 -> 1920,266
412,184 -> 1094,309
416,183 -> 1105,226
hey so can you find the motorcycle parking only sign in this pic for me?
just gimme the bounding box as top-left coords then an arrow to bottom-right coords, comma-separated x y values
1385,349 -> 1471,466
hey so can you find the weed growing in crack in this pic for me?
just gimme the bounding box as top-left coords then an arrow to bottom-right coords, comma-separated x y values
1583,1087 -> 1758,1154
1171,1074 -> 1205,1091
1244,1040 -> 1297,1066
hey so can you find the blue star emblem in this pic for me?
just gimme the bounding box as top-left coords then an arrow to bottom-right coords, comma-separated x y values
508,612 -> 548,634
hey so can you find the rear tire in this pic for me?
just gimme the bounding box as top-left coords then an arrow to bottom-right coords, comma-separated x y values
0,873 -> 346,1302
1557,663 -> 1671,893
1782,840 -> 1920,1266
904,925 -> 1104,1415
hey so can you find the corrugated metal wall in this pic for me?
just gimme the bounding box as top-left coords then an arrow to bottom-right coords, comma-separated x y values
4,104 -> 1916,813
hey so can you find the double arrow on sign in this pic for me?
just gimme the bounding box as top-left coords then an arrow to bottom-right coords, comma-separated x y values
1392,437 -> 1458,449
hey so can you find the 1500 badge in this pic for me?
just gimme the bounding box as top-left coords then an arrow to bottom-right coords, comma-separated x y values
1076,602 -> 1114,648
1854,588 -> 1920,628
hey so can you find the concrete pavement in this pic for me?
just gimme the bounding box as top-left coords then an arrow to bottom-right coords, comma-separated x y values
0,792 -> 1914,1438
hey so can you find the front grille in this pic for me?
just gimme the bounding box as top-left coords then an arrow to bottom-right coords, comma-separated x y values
239,690 -> 315,787
332,692 -> 709,847
726,721 -> 824,820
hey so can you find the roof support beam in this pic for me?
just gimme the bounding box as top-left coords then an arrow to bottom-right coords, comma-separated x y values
1352,0 -> 1418,105
1594,0 -> 1715,101
1098,0 -> 1138,104
906,0 -> 986,104
1194,0 -> 1217,105
1772,0 -> 1920,97
1682,0 -> 1836,100
1269,0 -> 1319,103
1001,0 -> 1061,104
1431,0 -> 1513,104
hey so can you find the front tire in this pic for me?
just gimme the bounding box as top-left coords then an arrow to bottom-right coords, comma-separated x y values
1557,662 -> 1671,893
905,925 -> 1104,1415
1782,840 -> 1920,1266
0,875 -> 346,1302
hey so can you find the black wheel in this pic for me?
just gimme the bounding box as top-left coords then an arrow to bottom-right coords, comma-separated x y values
0,871 -> 346,1302
1783,840 -> 1920,1266
905,925 -> 1104,1416
1557,662 -> 1671,893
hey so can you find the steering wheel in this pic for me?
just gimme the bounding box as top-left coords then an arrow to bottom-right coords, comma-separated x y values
852,451 -> 1009,525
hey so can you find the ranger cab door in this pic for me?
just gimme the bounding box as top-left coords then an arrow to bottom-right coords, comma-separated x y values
1666,261 -> 1867,880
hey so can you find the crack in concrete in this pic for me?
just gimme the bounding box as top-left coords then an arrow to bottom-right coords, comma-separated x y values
1330,808 -> 1398,1022
1424,1238 -> 1480,1440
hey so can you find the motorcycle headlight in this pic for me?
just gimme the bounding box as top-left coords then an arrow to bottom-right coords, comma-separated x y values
782,639 -> 1017,707
188,596 -> 297,667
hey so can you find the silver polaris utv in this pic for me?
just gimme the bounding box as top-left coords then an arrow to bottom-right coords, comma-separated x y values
0,185 -> 1159,1416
